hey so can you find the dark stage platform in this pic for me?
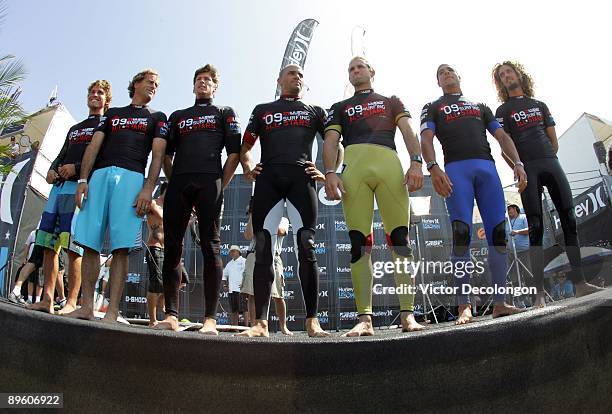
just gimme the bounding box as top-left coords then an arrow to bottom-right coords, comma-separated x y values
1,289 -> 611,413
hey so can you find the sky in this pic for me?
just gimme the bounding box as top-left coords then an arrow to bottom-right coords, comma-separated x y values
2,0 -> 611,186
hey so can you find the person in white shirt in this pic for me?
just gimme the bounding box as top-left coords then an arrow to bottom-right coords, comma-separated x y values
10,136 -> 20,158
223,245 -> 247,326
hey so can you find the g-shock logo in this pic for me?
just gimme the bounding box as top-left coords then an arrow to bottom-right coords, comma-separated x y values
125,296 -> 147,303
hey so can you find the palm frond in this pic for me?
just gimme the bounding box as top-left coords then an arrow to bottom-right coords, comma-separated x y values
0,55 -> 26,88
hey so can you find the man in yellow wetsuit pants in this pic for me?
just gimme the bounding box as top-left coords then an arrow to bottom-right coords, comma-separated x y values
323,56 -> 425,336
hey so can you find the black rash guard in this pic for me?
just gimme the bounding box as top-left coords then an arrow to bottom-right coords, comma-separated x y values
166,98 -> 241,176
93,104 -> 167,174
243,96 -> 326,165
324,89 -> 410,150
420,94 -> 500,164
495,96 -> 556,162
50,115 -> 100,181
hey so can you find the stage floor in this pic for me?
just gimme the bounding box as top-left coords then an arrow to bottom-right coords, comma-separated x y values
1,288 -> 611,413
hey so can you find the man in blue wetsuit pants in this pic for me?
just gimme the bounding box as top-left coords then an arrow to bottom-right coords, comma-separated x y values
420,64 -> 527,324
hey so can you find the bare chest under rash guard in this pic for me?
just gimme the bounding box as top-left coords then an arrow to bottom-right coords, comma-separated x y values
324,89 -> 410,150
243,96 -> 326,166
166,98 -> 241,175
420,94 -> 500,164
495,96 -> 556,161
94,104 -> 168,174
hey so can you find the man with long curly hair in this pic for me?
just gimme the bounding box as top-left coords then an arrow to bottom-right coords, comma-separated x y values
492,61 -> 603,306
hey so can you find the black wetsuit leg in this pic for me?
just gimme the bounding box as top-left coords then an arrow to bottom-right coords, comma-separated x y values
163,173 -> 223,318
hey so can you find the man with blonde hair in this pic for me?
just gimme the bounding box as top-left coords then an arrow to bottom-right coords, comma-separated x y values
67,69 -> 167,323
324,56 -> 425,336
25,80 -> 111,315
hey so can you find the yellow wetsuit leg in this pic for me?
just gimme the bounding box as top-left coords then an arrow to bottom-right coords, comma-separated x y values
341,144 -> 415,314
372,148 -> 415,312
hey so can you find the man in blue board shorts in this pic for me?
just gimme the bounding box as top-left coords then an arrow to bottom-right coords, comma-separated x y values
27,80 -> 111,315
66,69 -> 168,323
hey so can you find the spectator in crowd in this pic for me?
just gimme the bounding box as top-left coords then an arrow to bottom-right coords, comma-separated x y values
222,245 -> 247,327
241,205 -> 292,335
9,136 -> 20,157
551,272 -> 574,300
505,204 -> 533,306
9,230 -> 44,304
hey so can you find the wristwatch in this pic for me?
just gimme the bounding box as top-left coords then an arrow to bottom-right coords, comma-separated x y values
426,161 -> 439,171
77,179 -> 87,184
514,161 -> 524,168
410,155 -> 423,164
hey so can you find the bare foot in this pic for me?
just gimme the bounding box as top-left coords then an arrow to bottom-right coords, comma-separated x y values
534,292 -> 546,308
235,320 -> 269,337
306,317 -> 330,337
492,302 -> 526,318
63,306 -> 94,320
280,325 -> 294,336
154,315 -> 179,331
575,281 -> 605,297
27,300 -> 54,314
343,315 -> 374,337
198,318 -> 219,336
401,312 -> 425,332
455,304 -> 473,325
57,302 -> 77,315
101,311 -> 119,324
148,320 -> 158,327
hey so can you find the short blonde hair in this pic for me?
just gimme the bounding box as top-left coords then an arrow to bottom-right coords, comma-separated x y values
87,80 -> 112,111
349,56 -> 373,71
